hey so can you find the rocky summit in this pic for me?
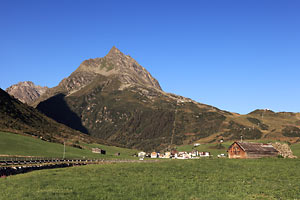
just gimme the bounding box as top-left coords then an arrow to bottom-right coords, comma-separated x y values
75,46 -> 161,91
6,81 -> 48,105
30,47 -> 300,151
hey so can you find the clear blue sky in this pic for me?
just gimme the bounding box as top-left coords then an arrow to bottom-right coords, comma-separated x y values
1,0 -> 299,114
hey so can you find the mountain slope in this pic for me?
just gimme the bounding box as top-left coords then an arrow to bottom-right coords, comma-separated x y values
0,88 -> 108,146
33,47 -> 300,151
33,47 -> 230,150
6,81 -> 48,104
197,109 -> 300,144
37,78 -> 229,150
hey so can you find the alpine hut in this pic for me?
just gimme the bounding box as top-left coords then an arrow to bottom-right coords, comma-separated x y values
228,141 -> 278,159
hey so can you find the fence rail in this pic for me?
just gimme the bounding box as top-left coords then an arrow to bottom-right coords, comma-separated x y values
0,157 -> 158,167
0,158 -> 159,177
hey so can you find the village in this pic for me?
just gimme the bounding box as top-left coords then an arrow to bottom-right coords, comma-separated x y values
91,141 -> 297,160
137,140 -> 296,160
138,149 -> 212,160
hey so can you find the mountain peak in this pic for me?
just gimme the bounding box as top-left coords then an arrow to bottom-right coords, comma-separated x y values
74,47 -> 162,91
6,81 -> 48,104
106,46 -> 124,58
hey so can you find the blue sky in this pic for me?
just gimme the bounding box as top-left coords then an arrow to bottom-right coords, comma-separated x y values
0,0 -> 299,114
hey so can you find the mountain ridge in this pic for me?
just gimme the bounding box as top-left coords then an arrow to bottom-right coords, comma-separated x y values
5,47 -> 300,151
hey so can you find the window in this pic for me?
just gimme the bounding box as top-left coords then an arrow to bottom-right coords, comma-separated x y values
233,146 -> 240,155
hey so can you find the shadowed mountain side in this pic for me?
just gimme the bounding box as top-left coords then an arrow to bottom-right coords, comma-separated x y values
35,73 -> 228,151
0,88 -> 112,146
37,93 -> 89,134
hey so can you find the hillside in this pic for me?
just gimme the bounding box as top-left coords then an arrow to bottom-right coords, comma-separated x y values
196,109 -> 300,144
24,47 -> 300,151
0,131 -> 138,159
0,88 -> 109,146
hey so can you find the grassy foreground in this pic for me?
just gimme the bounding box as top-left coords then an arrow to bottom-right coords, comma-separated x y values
1,159 -> 300,200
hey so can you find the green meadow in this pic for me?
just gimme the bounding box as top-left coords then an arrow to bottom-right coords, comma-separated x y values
1,159 -> 300,200
0,131 -> 138,159
1,131 -> 300,199
290,143 -> 300,157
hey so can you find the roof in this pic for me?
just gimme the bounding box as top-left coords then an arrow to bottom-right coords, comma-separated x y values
230,142 -> 278,154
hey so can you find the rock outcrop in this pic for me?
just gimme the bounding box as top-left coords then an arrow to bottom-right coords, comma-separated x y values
272,142 -> 297,158
6,81 -> 48,104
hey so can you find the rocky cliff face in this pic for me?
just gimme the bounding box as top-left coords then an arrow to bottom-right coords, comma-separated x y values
6,81 -> 48,105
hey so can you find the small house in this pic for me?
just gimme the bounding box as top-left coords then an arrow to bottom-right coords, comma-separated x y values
199,152 -> 210,157
191,150 -> 199,157
92,148 -> 106,155
164,152 -> 171,159
228,141 -> 278,159
177,151 -> 191,159
171,150 -> 178,158
151,152 -> 158,158
138,152 -> 146,158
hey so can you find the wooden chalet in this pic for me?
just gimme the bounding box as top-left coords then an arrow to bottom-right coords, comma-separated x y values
228,142 -> 278,159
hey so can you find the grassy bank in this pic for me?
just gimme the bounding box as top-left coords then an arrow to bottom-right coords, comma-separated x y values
1,158 -> 300,199
0,131 -> 138,159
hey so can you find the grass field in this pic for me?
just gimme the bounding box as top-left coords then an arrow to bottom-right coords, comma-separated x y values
0,131 -> 138,159
290,143 -> 300,157
1,131 -> 300,199
1,159 -> 300,200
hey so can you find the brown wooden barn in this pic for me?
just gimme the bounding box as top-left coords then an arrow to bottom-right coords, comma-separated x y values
228,142 -> 278,159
